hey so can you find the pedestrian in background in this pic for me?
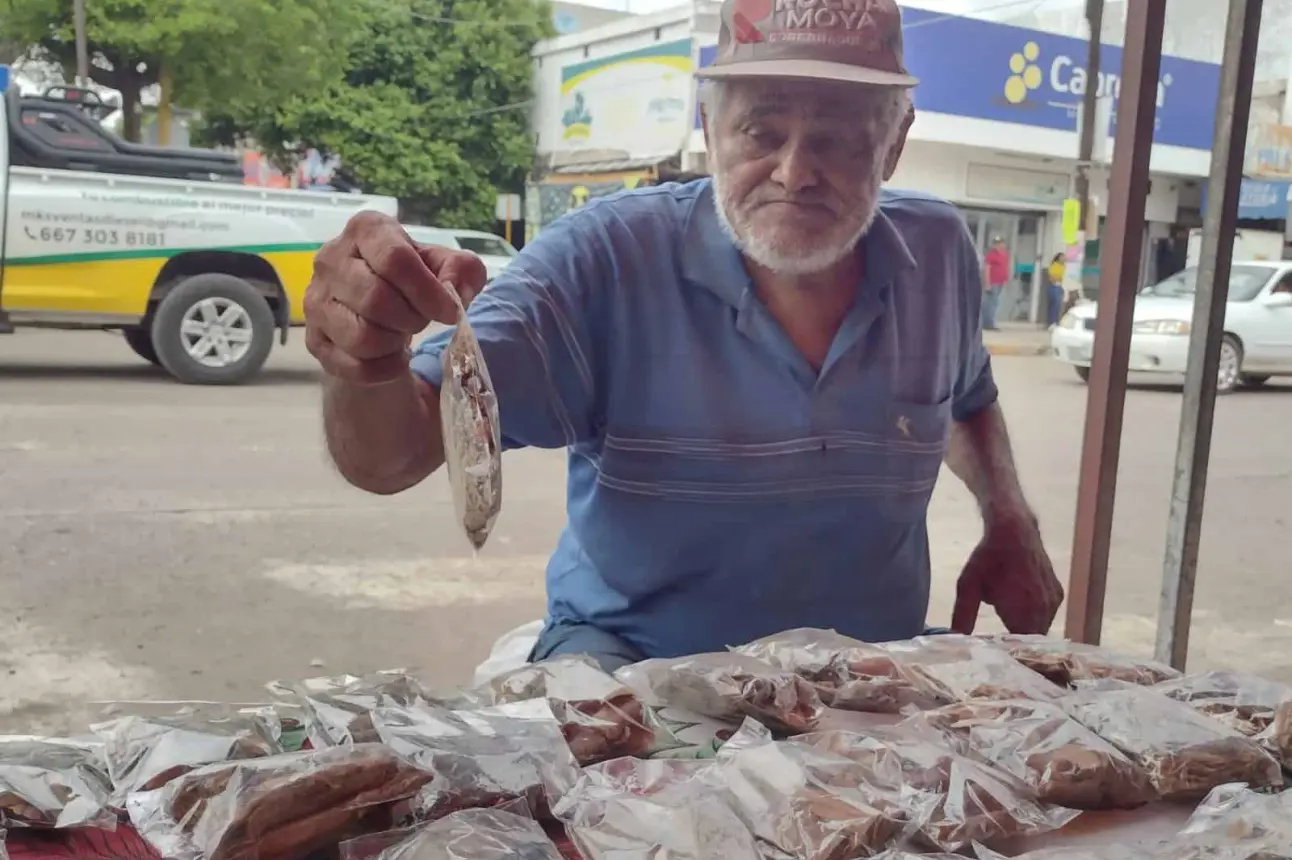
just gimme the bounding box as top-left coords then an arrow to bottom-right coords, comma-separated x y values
981,236 -> 1009,331
1046,253 -> 1066,328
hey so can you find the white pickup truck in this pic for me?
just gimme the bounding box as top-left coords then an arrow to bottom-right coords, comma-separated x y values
0,83 -> 398,384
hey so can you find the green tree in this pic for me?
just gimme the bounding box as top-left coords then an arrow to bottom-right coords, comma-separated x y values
0,0 -> 358,142
197,0 -> 550,229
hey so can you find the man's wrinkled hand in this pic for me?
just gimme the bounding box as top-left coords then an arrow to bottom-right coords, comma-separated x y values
304,210 -> 488,386
950,513 -> 1064,635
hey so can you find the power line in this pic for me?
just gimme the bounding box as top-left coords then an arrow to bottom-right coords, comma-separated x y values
463,99 -> 533,117
409,9 -> 547,27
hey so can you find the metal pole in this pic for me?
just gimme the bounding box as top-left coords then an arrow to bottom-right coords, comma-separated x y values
1064,0 -> 1167,645
1156,0 -> 1264,670
73,0 -> 89,85
1074,0 -> 1104,247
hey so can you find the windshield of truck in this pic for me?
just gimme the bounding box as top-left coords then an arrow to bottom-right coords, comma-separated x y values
1141,265 -> 1274,302
455,235 -> 516,258
403,226 -> 457,247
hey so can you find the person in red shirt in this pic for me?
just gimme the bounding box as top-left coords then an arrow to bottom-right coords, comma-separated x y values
981,236 -> 1010,331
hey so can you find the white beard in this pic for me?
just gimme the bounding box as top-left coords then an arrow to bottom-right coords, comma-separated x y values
710,164 -> 884,277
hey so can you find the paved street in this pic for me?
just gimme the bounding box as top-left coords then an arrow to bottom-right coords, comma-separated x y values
2,328 -> 1291,733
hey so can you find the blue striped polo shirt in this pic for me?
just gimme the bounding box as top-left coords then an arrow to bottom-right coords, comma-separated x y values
411,179 -> 997,658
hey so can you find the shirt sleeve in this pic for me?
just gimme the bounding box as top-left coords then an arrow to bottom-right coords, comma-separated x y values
952,224 -> 1000,421
409,214 -> 605,451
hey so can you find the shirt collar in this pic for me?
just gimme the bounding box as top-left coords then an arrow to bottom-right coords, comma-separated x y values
679,179 -> 919,307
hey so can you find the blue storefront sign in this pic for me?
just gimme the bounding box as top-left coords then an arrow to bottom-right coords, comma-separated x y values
1200,177 -> 1292,220
694,8 -> 1220,150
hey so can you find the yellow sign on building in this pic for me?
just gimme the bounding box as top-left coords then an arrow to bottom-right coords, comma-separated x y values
1062,198 -> 1081,245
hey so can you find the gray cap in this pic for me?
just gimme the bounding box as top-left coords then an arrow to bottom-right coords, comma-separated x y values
696,0 -> 918,88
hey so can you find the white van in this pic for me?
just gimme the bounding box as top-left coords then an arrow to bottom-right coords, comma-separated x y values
403,225 -> 517,281
0,83 -> 398,384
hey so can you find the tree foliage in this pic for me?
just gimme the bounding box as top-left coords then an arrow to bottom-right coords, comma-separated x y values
0,0 -> 357,141
196,0 -> 551,229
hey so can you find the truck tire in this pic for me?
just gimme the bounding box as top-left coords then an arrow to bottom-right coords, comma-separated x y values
122,326 -> 161,366
151,273 -> 275,385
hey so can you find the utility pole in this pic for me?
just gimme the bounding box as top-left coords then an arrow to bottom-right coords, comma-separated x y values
73,0 -> 90,85
1073,0 -> 1104,290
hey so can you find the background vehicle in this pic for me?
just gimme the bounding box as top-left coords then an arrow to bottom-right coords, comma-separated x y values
403,225 -> 517,281
1050,261 -> 1292,393
0,84 -> 398,385
1186,227 -> 1283,267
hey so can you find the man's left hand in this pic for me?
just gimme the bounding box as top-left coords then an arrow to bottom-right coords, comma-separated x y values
950,513 -> 1064,635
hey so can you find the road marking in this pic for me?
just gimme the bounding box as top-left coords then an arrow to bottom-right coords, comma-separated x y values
260,556 -> 548,610
0,440 -> 47,451
0,619 -> 162,734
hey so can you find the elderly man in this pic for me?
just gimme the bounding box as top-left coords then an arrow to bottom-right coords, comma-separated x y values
304,0 -> 1064,672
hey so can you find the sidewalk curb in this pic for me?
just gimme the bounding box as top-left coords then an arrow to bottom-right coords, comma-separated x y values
985,343 -> 1050,357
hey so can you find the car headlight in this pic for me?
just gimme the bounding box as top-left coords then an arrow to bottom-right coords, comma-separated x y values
1133,319 -> 1191,335
1058,312 -> 1080,329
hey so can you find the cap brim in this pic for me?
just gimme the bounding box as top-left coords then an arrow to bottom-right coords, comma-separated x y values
695,58 -> 917,88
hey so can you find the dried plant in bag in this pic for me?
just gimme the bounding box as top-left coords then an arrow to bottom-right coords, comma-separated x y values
438,282 -> 502,551
338,798 -> 534,860
712,721 -> 927,860
615,654 -> 824,735
974,844 -> 1162,860
92,706 -> 281,802
371,700 -> 580,821
879,635 -> 1064,704
0,736 -> 116,830
1167,782 -> 1292,858
734,628 -> 947,713
989,635 -> 1180,688
1061,681 -> 1284,802
267,671 -> 437,748
366,808 -> 563,860
908,699 -> 1156,810
133,744 -> 430,860
553,755 -> 761,860
1154,670 -> 1292,766
794,726 -> 1079,851
460,656 -> 677,764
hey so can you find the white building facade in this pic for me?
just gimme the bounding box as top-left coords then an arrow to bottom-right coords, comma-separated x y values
527,1 -> 1231,313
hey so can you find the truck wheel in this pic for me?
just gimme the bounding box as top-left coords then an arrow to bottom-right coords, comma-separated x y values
122,326 -> 161,366
152,273 -> 275,385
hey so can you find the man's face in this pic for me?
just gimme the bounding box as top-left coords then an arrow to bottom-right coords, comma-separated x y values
703,78 -> 912,276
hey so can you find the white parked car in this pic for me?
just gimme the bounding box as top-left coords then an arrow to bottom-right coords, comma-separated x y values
1050,261 -> 1292,393
403,225 -> 518,281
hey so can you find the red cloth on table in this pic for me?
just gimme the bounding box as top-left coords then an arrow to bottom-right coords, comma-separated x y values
3,826 -> 161,860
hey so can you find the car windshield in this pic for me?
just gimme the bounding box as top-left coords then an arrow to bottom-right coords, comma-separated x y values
456,235 -> 516,257
404,227 -> 456,247
1142,265 -> 1273,302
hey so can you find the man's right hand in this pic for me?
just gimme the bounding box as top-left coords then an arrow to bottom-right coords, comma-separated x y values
305,211 -> 488,386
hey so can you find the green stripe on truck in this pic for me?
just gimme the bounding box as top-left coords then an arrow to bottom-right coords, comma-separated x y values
5,241 -> 323,267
